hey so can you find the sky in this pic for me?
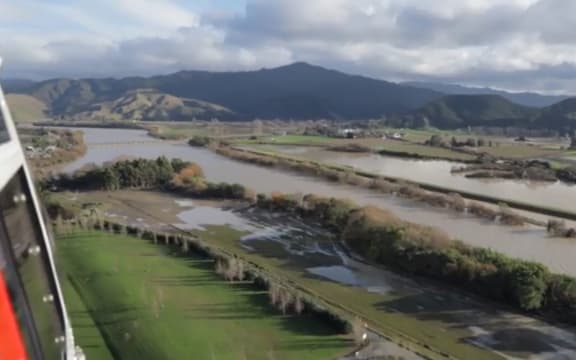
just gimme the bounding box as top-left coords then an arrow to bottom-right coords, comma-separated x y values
1,0 -> 575,94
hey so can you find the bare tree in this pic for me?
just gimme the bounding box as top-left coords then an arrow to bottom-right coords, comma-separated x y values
352,317 -> 367,346
294,296 -> 305,315
278,289 -> 293,315
54,215 -> 64,234
253,119 -> 263,136
181,238 -> 189,253
235,259 -> 245,281
268,283 -> 281,306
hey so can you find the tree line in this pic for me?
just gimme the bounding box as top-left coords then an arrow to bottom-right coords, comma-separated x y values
50,157 -> 251,200
255,193 -> 576,321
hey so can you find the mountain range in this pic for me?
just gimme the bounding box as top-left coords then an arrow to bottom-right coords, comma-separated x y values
403,81 -> 569,108
3,63 -> 440,121
3,62 -> 576,130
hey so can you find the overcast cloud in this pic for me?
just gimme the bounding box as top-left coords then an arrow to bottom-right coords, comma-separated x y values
0,0 -> 575,94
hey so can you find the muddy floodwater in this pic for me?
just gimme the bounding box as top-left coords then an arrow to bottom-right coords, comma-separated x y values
253,144 -> 576,214
89,190 -> 576,360
60,128 -> 576,276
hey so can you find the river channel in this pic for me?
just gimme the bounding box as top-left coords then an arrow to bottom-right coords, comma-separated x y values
250,144 -> 576,214
62,128 -> 576,276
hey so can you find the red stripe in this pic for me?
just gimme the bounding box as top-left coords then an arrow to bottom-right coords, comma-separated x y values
0,272 -> 28,360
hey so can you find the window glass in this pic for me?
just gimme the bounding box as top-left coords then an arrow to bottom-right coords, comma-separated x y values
0,169 -> 65,359
0,95 -> 9,143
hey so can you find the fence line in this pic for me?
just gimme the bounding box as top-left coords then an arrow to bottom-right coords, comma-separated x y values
57,215 -> 454,360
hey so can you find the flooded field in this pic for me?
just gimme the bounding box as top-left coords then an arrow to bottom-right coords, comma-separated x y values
73,190 -> 576,360
58,127 -> 576,276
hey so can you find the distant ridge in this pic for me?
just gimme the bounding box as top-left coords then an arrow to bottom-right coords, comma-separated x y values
5,63 -> 576,130
411,95 -> 538,128
404,81 -> 569,108
5,62 -> 441,121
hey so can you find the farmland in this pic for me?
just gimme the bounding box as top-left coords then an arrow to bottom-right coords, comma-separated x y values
58,231 -> 351,360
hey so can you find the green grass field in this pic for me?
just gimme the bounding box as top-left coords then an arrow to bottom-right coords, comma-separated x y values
240,132 -> 566,162
57,231 -> 351,360
191,225 -> 505,360
238,134 -> 475,161
239,135 -> 336,145
61,276 -> 114,360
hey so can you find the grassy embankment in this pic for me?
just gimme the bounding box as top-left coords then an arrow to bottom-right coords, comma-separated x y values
58,230 -> 351,360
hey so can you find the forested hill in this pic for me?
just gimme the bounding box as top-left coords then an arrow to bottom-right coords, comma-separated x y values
410,95 -> 539,128
5,62 -> 441,121
404,81 -> 568,108
532,98 -> 576,129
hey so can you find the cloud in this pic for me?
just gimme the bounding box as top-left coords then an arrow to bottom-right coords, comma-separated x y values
0,0 -> 575,94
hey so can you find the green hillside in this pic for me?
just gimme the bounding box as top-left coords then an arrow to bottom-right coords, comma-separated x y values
5,94 -> 48,122
413,94 -> 537,128
74,89 -> 234,121
533,98 -> 576,129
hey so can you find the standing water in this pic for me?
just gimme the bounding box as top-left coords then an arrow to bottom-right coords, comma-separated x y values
63,128 -> 576,276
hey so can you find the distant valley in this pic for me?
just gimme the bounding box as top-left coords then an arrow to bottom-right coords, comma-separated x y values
4,63 -> 576,131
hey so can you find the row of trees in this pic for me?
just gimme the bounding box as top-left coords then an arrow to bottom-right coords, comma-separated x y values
56,215 -> 353,335
51,157 -> 251,200
425,134 -> 493,148
255,193 -> 576,318
54,157 -> 188,190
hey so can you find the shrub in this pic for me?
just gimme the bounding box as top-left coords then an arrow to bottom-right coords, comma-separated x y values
255,192 -> 570,314
188,136 -> 211,147
468,202 -> 498,220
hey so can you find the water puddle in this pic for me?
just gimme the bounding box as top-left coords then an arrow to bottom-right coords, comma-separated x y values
176,204 -> 258,231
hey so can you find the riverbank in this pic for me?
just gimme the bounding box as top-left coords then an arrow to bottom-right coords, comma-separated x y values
215,145 -> 548,226
453,159 -> 576,184
219,144 -> 576,223
18,127 -> 87,176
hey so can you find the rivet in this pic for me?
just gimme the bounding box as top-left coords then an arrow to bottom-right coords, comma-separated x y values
28,246 -> 41,256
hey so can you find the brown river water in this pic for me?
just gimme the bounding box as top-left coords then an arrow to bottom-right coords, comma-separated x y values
252,144 -> 576,214
62,128 -> 576,277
